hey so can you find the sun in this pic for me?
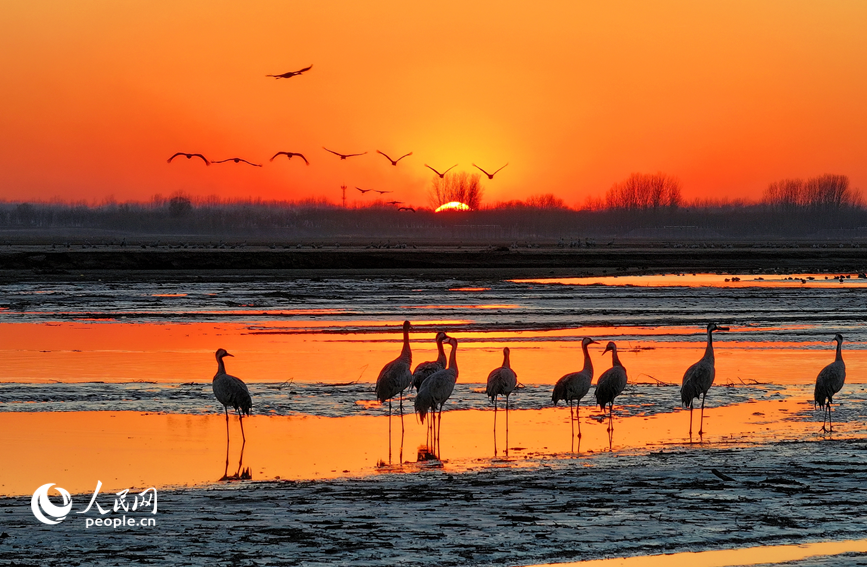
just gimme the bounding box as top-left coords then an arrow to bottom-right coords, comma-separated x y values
435,201 -> 470,212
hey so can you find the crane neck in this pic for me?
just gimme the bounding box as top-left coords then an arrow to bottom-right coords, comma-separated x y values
435,336 -> 447,367
704,329 -> 715,361
610,347 -> 623,368
215,356 -> 227,377
502,349 -> 511,369
447,341 -> 458,374
399,326 -> 412,363
581,341 -> 593,375
835,339 -> 843,362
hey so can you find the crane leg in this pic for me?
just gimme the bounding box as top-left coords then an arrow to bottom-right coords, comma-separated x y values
688,402 -> 693,439
698,393 -> 706,436
828,401 -> 833,433
493,396 -> 498,457
388,399 -> 392,464
505,394 -> 510,457
576,402 -> 582,439
238,408 -> 246,444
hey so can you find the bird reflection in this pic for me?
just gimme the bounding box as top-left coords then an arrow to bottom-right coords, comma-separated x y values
220,433 -> 252,481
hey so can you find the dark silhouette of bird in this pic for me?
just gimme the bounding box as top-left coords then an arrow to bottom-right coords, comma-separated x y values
486,346 -> 518,456
266,64 -> 313,79
377,150 -> 413,166
167,152 -> 210,165
386,201 -> 402,206
375,320 -> 413,462
373,190 -> 393,195
681,322 -> 729,437
553,337 -> 597,440
212,349 -> 252,443
411,332 -> 450,391
424,164 -> 457,178
356,187 -> 372,194
323,147 -> 367,160
595,341 -> 627,432
814,333 -> 846,433
472,163 -> 508,179
212,158 -> 262,167
398,207 -> 416,212
270,151 -> 309,165
414,336 -> 459,457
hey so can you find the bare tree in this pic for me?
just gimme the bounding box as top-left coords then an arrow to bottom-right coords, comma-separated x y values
428,172 -> 484,210
604,172 -> 682,210
525,193 -> 568,209
763,174 -> 861,211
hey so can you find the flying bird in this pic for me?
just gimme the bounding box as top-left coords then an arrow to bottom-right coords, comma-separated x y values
266,64 -> 313,79
374,320 -> 413,463
212,158 -> 262,167
472,163 -> 508,179
377,150 -> 413,166
167,152 -> 210,165
270,151 -> 309,165
323,147 -> 367,160
424,164 -> 457,178
595,341 -> 628,433
356,187 -> 372,194
552,337 -> 597,440
814,333 -> 846,433
373,190 -> 393,195
681,322 -> 728,437
486,346 -> 518,456
212,349 -> 252,443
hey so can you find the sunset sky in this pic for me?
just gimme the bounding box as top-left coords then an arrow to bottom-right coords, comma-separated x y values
2,1 -> 866,208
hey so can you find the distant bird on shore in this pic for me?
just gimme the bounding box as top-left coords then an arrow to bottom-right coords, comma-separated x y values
472,163 -> 508,179
167,152 -> 210,165
212,158 -> 262,167
681,322 -> 728,437
375,320 -> 413,462
356,187 -> 372,194
553,337 -> 597,440
398,207 -> 416,212
377,150 -> 413,166
266,64 -> 313,79
595,342 -> 627,432
415,336 -> 459,456
424,164 -> 457,178
373,190 -> 393,195
270,151 -> 309,165
323,147 -> 367,160
814,333 -> 846,433
212,349 -> 252,443
486,347 -> 518,456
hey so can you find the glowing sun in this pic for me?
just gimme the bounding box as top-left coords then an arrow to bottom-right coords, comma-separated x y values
435,201 -> 470,212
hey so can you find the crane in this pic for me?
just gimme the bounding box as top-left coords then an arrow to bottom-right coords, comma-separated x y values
552,337 -> 597,440
681,322 -> 728,437
486,346 -> 518,456
374,320 -> 413,462
814,333 -> 846,433
595,341 -> 627,433
212,348 -> 252,444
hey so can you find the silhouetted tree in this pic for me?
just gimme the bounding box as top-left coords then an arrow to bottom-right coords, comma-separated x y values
525,193 -> 568,209
605,172 -> 682,210
168,194 -> 192,218
763,174 -> 861,211
428,172 -> 484,210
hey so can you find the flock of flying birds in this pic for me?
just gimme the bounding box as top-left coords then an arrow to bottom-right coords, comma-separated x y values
167,64 -> 508,208
211,321 -> 848,462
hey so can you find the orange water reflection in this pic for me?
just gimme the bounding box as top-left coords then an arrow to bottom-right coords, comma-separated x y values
513,273 -> 867,288
0,322 -> 864,384
0,397 -> 823,497
538,538 -> 867,566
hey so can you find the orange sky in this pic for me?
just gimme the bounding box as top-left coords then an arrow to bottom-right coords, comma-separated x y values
2,1 -> 866,208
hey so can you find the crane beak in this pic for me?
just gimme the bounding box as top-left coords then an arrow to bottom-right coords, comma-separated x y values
716,326 -> 730,332
224,352 -> 234,357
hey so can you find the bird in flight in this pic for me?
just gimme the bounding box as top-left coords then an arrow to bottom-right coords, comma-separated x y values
212,158 -> 262,167
377,150 -> 413,166
398,207 -> 416,212
386,200 -> 402,206
266,65 -> 313,79
270,152 -> 309,165
167,152 -> 210,165
323,147 -> 367,160
424,164 -> 457,178
473,163 -> 508,179
356,187 -> 372,194
373,190 -> 393,195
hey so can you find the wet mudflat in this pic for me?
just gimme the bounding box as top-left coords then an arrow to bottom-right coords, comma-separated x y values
2,438 -> 867,566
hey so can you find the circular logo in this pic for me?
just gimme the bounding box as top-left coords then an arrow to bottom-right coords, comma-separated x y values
31,483 -> 73,525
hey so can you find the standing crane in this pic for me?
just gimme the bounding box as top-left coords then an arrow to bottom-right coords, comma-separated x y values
414,336 -> 459,457
374,320 -> 413,463
595,341 -> 627,433
486,346 -> 518,456
814,333 -> 846,433
411,331 -> 450,446
212,348 -> 252,444
680,322 -> 729,437
553,337 -> 597,441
